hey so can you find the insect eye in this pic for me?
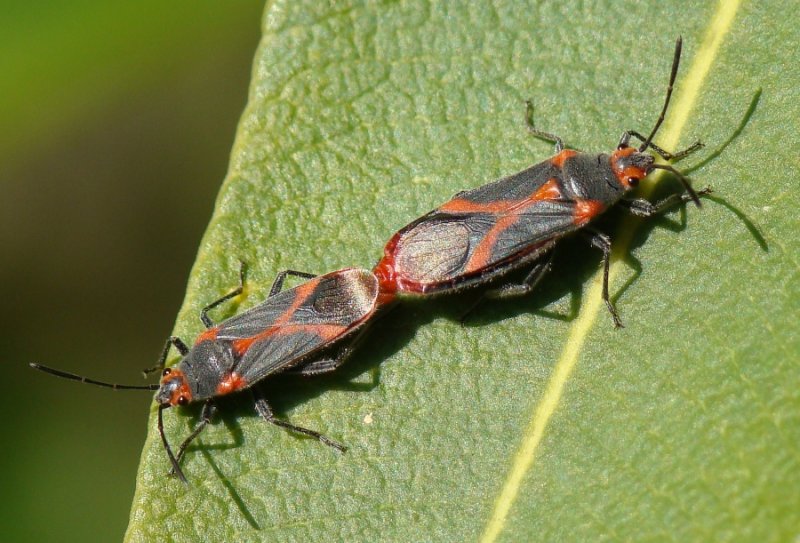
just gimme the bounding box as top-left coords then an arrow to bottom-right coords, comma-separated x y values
627,177 -> 640,187
177,396 -> 189,406
162,368 -> 172,377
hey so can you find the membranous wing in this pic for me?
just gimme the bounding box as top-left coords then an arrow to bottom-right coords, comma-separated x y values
390,161 -> 581,291
214,268 -> 379,382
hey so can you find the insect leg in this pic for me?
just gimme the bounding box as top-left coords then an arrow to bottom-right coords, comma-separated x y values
171,400 -> 217,469
142,336 -> 190,376
525,100 -> 565,153
485,251 -> 555,300
158,405 -> 187,483
287,326 -> 372,376
583,229 -> 623,328
200,261 -> 247,327
459,252 -> 554,324
252,389 -> 346,452
620,130 -> 704,162
146,263 -> 245,375
268,269 -> 318,297
622,187 -> 713,217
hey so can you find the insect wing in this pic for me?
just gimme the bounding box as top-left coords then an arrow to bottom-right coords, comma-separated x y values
230,269 -> 379,383
213,287 -> 298,340
485,199 -> 577,260
456,159 -> 557,203
390,162 -> 580,290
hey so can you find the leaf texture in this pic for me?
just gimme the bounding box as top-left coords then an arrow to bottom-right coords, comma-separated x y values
126,1 -> 800,541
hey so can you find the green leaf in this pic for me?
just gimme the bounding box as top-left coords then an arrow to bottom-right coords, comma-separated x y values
126,1 -> 800,541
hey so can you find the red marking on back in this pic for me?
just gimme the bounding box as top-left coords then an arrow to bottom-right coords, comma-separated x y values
195,327 -> 219,345
551,149 -> 578,168
439,198 -> 516,214
228,277 -> 319,356
438,178 -> 563,216
297,323 -> 348,340
441,178 -> 563,273
465,214 -> 519,272
231,337 -> 256,356
573,199 -> 605,226
374,232 -> 401,300
231,323 -> 349,356
533,177 -> 562,201
216,372 -> 247,396
228,275 -> 362,357
378,177 -> 566,289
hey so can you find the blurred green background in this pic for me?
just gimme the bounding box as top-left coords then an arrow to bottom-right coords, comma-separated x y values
0,2 -> 263,541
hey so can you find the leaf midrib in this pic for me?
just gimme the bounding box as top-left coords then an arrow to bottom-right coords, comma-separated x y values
479,1 -> 743,540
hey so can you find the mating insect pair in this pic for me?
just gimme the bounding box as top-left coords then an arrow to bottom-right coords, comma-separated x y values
32,37 -> 710,482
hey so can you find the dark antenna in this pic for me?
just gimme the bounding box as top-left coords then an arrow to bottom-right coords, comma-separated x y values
30,363 -> 159,390
640,37 -> 683,153
31,362 -> 189,483
651,163 -> 701,206
159,405 -> 188,483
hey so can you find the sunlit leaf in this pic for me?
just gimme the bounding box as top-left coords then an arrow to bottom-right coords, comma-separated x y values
127,1 -> 800,541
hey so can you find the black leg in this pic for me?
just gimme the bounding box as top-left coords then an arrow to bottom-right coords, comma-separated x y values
200,261 -> 247,328
142,336 -> 190,376
484,252 -> 555,300
618,130 -> 704,162
171,400 -> 217,469
158,405 -> 187,483
252,389 -> 346,452
583,229 -> 623,328
460,252 -> 555,324
268,269 -> 318,297
286,326 -> 371,376
622,187 -> 713,217
287,358 -> 344,376
525,100 -> 564,153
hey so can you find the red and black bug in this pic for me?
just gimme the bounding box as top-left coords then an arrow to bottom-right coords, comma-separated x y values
374,37 -> 708,326
32,266 -> 380,482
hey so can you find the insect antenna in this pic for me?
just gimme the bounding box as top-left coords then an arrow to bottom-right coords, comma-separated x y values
158,404 -> 188,483
650,163 -> 701,207
640,37 -> 683,154
31,363 -> 189,482
30,363 -> 159,390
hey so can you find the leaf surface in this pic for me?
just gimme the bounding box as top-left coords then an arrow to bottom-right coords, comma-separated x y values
127,1 -> 800,541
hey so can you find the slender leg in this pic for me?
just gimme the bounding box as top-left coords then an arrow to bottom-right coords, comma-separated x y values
268,269 -> 318,297
460,252 -> 554,324
525,100 -> 564,153
583,229 -> 623,328
484,252 -> 555,301
200,261 -> 247,327
622,187 -> 713,217
619,130 -> 704,162
287,358 -> 344,376
171,400 -> 217,469
252,389 -> 346,452
286,326 -> 371,376
158,405 -> 186,483
145,262 -> 246,376
583,187 -> 712,329
142,336 -> 190,376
